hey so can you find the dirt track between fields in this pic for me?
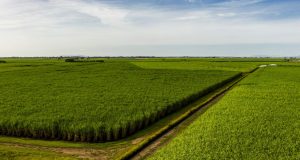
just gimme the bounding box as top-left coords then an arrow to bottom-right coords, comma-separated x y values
0,142 -> 108,160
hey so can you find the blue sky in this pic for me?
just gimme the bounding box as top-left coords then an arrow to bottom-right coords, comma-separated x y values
0,0 -> 300,57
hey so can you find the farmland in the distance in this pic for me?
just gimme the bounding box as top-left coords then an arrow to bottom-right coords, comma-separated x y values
0,60 -> 241,142
131,57 -> 289,72
132,61 -> 259,72
149,65 -> 300,160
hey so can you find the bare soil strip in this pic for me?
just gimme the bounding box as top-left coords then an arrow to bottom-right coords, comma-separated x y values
0,142 -> 107,160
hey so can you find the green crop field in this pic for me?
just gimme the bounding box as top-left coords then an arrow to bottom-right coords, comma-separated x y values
0,60 -> 241,142
0,58 -> 298,160
149,65 -> 300,160
133,61 -> 262,72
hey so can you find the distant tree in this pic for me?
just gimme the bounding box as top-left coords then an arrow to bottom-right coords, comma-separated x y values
65,58 -> 104,63
65,58 -> 76,62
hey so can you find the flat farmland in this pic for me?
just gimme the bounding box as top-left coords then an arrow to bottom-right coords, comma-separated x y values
0,60 -> 240,142
149,65 -> 300,160
132,61 -> 260,72
132,58 -> 298,72
1,58 -> 298,160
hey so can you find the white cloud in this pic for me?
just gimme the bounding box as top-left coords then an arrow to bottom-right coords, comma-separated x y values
0,0 -> 129,29
0,0 -> 300,57
48,0 -> 129,26
216,12 -> 237,17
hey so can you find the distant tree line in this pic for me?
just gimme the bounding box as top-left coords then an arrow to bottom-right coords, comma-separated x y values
65,58 -> 104,63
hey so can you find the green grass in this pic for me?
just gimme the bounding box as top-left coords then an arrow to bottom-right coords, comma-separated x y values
149,66 -> 300,160
0,61 -> 240,142
0,145 -> 76,160
0,135 -> 113,149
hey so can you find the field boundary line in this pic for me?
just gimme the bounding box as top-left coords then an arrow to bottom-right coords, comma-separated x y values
116,67 -> 258,160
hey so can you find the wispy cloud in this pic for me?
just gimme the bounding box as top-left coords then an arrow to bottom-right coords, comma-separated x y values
49,0 -> 129,26
0,0 -> 130,29
213,0 -> 265,8
0,0 -> 300,57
